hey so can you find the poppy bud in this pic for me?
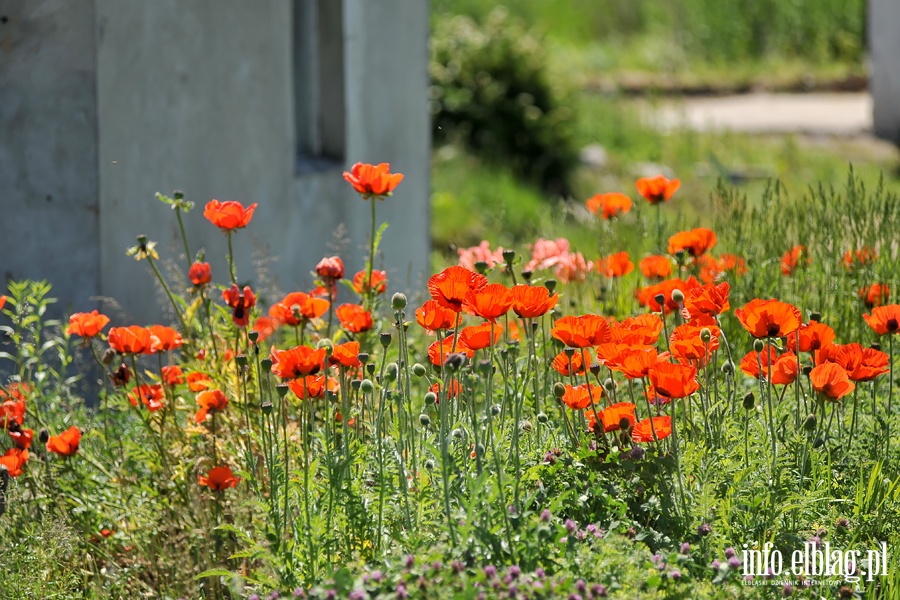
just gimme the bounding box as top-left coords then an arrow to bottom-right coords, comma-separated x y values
537,412 -> 549,424
522,270 -> 533,282
276,383 -> 289,398
424,392 -> 437,405
380,333 -> 392,348
101,348 -> 116,365
563,347 -> 575,357
350,379 -> 362,391
589,363 -> 601,376
743,392 -> 755,410
521,420 -> 533,433
317,338 -> 334,351
474,261 -> 489,275
671,289 -> 684,303
260,358 -> 272,373
451,428 -> 463,439
803,414 -> 817,432
358,352 -> 370,364
477,360 -> 492,375
553,382 -> 566,398
654,293 -> 666,307
248,330 -> 259,343
419,414 -> 431,427
675,250 -> 687,264
802,365 -> 813,376
502,249 -> 516,264
490,404 -> 501,416
753,339 -> 765,352
474,443 -> 485,457
603,378 -> 617,394
391,293 -> 407,311
412,363 -> 426,377
366,363 -> 376,375
39,429 -> 50,444
809,311 -> 821,323
444,353 -> 467,372
235,354 -> 248,367
425,459 -> 435,470
700,328 -> 712,343
360,379 -> 375,394
544,280 -> 557,294
385,363 -> 398,382
721,361 -> 734,375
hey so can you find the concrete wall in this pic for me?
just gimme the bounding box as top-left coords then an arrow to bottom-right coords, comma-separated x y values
870,0 -> 900,143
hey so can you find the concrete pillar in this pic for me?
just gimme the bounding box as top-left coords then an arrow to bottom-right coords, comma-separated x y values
870,0 -> 900,143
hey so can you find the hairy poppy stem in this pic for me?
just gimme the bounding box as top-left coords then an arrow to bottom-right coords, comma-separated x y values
146,256 -> 188,334
226,231 -> 237,285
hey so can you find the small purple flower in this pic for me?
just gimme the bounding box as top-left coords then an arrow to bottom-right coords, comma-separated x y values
671,570 -> 681,581
452,560 -> 465,574
268,592 -> 279,600
565,519 -> 578,534
509,505 -> 518,515
711,559 -> 721,570
765,567 -> 775,580
405,554 -> 415,569
535,567 -> 545,579
484,565 -> 497,579
249,595 -> 260,600
371,570 -> 384,583
576,579 -> 586,593
591,584 -> 608,598
698,523 -> 712,537
651,553 -> 662,564
568,594 -> 583,600
809,535 -> 822,549
396,583 -> 408,600
540,509 -> 551,522
630,446 -> 645,460
324,591 -> 336,600
560,536 -> 568,544
680,542 -> 691,555
589,440 -> 597,451
586,524 -> 597,535
743,574 -> 754,582
576,529 -> 587,540
724,547 -> 736,559
532,581 -> 544,591
782,583 -> 793,596
432,561 -> 442,572
292,588 -> 305,599
349,591 -> 367,600
728,556 -> 742,570
507,565 -> 521,580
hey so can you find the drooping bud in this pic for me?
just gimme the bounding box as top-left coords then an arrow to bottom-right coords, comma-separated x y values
412,363 -> 427,377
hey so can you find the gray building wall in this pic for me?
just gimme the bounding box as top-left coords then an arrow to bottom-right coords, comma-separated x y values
870,0 -> 900,143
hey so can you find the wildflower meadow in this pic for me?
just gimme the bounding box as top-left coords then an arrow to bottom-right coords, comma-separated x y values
3,161 -> 900,600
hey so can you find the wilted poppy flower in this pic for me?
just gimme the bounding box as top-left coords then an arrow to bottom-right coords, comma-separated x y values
636,176 -> 680,204
561,384 -> 603,410
108,326 -> 155,354
148,325 -> 183,352
739,348 -> 799,385
289,375 -> 338,399
551,349 -> 589,376
222,285 -> 257,328
203,200 -> 257,231
271,345 -> 326,379
551,314 -> 610,348
670,320 -> 720,366
608,314 -> 663,346
639,255 -> 673,280
343,162 -> 404,198
596,252 -> 634,278
351,270 -> 387,296
427,336 -> 474,366
189,262 -> 211,286
667,228 -> 717,258
111,363 -> 131,387
9,427 -> 32,450
46,426 -> 81,456
128,384 -> 165,412
586,192 -> 632,219
636,277 -> 700,314
463,283 -> 514,323
251,316 -> 277,343
416,300 -> 459,332
735,298 -> 802,339
682,282 -> 730,319
458,241 -> 505,272
589,402 -> 637,433
67,310 -> 110,338
632,416 -> 672,442
511,285 -> 558,319
161,365 -> 184,386
648,362 -> 699,398
198,465 -> 241,490
428,266 -> 489,312
315,256 -> 344,280
330,341 -> 361,368
270,291 -> 330,327
195,389 -> 229,423
186,371 -> 212,392
843,246 -> 877,271
818,343 -> 889,382
459,322 -> 503,350
860,284 -> 890,309
0,448 -> 28,477
785,321 -> 836,354
336,303 -> 373,333
864,304 -> 900,335
809,363 -> 855,400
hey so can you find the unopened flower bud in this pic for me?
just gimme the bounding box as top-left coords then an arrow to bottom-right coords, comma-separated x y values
412,363 -> 426,377
809,311 -> 821,322
521,420 -> 533,433
451,428 -> 463,439
603,378 -> 617,393
419,414 -> 431,427
490,404 -> 501,416
424,392 -> 437,405
261,401 -> 273,415
477,360 -> 492,375
802,365 -> 813,376
444,353 -> 467,371
537,412 -> 549,424
721,360 -> 734,375
553,382 -> 566,398
700,328 -> 711,343
474,261 -> 489,275
804,414 -> 817,432
360,379 -> 375,394
391,293 -> 407,310
654,293 -> 666,307
753,339 -> 765,352
317,338 -> 334,351
350,379 -> 362,391
502,249 -> 516,264
235,354 -> 248,367
563,347 -> 575,357
366,363 -> 376,375
39,429 -> 50,444
743,392 -> 755,410
671,289 -> 684,303
101,348 -> 116,365
544,280 -> 557,294
522,270 -> 533,282
248,330 -> 259,343
276,383 -> 289,398
385,363 -> 398,381
871,342 -> 882,351
425,459 -> 435,470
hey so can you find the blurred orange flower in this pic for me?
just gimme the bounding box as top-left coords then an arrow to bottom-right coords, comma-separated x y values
551,314 -> 610,348
46,426 -> 81,456
859,284 -> 890,309
843,246 -> 877,271
270,291 -> 330,327
315,256 -> 344,280
0,447 -> 28,477
739,348 -> 799,385
428,266 -> 489,313
591,402 -> 636,433
186,371 -> 212,392
785,321 -> 835,353
189,261 -> 211,286
149,325 -> 183,352
561,384 -> 602,410
781,245 -> 810,276
416,300 -> 458,332
667,228 -> 717,258
551,349 -> 589,376
198,465 -> 241,490
682,282 -> 730,319
195,389 -> 228,423
289,375 -> 339,399
128,384 -> 166,411
596,252 -> 634,278
459,322 -> 502,351
640,255 -> 673,280
586,192 -> 632,219
818,343 -> 889,382
67,310 -> 110,338
330,341 -> 361,368
203,200 -> 257,231
863,304 -> 900,335
161,365 -> 184,386
108,326 -> 154,354
351,270 -> 387,296
463,283 -> 514,323
427,336 -> 474,366
271,345 -> 326,379
222,285 -> 256,328
511,285 -> 558,319
635,175 -> 680,204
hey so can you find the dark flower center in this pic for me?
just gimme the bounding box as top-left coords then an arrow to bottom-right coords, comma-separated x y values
766,323 -> 781,337
888,318 -> 898,332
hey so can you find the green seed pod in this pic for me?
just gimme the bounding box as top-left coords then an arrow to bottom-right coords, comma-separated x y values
671,289 -> 684,303
537,412 -> 549,424
419,414 -> 431,427
260,358 -> 273,373
380,333 -> 392,348
385,363 -> 398,381
700,328 -> 711,343
753,339 -> 765,352
424,392 -> 437,405
391,293 -> 407,311
276,383 -> 289,398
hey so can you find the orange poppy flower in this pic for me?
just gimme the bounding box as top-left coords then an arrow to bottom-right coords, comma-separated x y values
561,384 -> 603,410
781,245 -> 811,276
315,256 -> 344,280
198,465 -> 241,490
632,416 -> 672,443
46,426 -> 81,456
0,448 -> 28,477
639,255 -> 673,280
459,322 -> 503,350
9,427 -> 33,450
222,285 -> 256,328
785,321 -> 836,354
699,254 -> 747,284
648,362 -> 699,399
269,291 -> 330,327
271,345 -> 326,379
161,365 -> 184,386
670,320 -> 720,367
351,270 -> 387,296
186,372 -> 212,392
611,346 -> 665,379
843,246 -> 877,271
739,348 -> 799,385
818,343 -> 889,382
416,300 -> 458,332
189,261 -> 211,286
667,228 -> 717,258
108,326 -> 155,354
429,380 -> 463,400
342,162 -> 404,198
148,325 -> 183,352
551,314 -> 610,348
0,383 -> 28,430
809,363 -> 855,400
551,349 -> 590,376
511,285 -> 558,319
428,266 -> 489,313
194,389 -> 228,423
463,283 -> 514,323
859,284 -> 890,309
427,336 -> 474,366
67,310 -> 110,338
203,199 -> 257,231
251,316 -> 277,343
336,303 -> 373,333
635,175 -> 680,204
609,314 -> 663,346
288,375 -> 338,399
595,342 -> 629,367
588,402 -> 636,433
735,298 -> 802,339
682,282 -> 730,319
128,384 -> 165,411
330,341 -> 361,368
636,277 -> 700,314
586,192 -> 632,219
864,304 -> 900,335
596,252 -> 634,278
0,296 -> 5,311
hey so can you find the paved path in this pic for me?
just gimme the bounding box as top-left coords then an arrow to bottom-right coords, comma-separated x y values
650,92 -> 872,135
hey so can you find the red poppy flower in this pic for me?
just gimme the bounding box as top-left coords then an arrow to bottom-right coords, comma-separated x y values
343,162 -> 404,198
0,448 -> 28,477
561,384 -> 603,410
739,348 -> 799,386
635,175 -> 680,204
108,326 -> 155,354
843,246 -> 877,271
551,314 -> 610,348
647,362 -> 699,399
670,320 -> 720,367
463,283 -> 514,323
428,266 -> 489,313
586,192 -> 632,219
161,365 -> 184,386
735,298 -> 802,339
269,291 -> 330,327
330,341 -> 361,368
809,363 -> 855,400
195,389 -> 229,423
336,303 -> 373,333
817,343 -> 889,382
860,284 -> 890,309
596,252 -> 634,278
632,416 -> 672,442
128,384 -> 165,412
781,245 -> 811,276
610,346 -> 665,379
668,228 -> 717,258
251,316 -> 277,343
427,336 -> 474,366
203,200 -> 257,231
459,322 -> 503,351
189,261 -> 211,286
67,310 -> 110,338
682,282 -> 730,319
864,304 -> 900,335
785,321 -> 836,353
510,285 -> 558,319
46,426 -> 81,456
9,428 -> 32,450
551,349 -> 589,376
315,256 -> 344,280
186,371 -> 212,392
639,255 -> 673,280
222,285 -> 257,328
589,402 -> 637,433
609,314 -> 663,346
351,270 -> 387,296
148,325 -> 183,352
271,345 -> 326,379
636,277 -> 700,314
416,300 -> 458,331
198,465 -> 241,490
289,375 -> 338,399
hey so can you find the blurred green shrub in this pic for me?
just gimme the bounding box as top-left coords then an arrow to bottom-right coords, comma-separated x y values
430,8 -> 579,195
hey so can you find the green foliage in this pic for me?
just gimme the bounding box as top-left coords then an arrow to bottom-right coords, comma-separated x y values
430,8 -> 580,194
0,514 -> 84,600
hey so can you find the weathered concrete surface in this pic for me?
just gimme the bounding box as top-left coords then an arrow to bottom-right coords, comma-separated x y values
0,0 -> 100,315
870,0 -> 900,143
